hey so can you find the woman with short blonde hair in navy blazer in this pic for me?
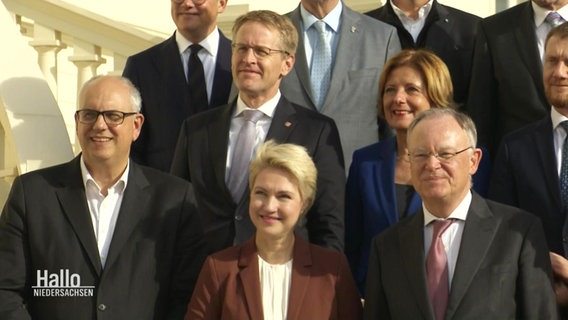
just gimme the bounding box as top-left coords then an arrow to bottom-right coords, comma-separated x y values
345,49 -> 491,295
187,140 -> 362,319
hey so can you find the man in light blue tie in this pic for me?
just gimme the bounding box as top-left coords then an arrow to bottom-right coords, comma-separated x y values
280,0 -> 401,171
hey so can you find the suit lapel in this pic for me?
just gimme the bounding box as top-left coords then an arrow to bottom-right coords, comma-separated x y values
323,7 -> 361,111
287,236 -> 312,320
56,157 -> 102,275
289,7 -> 317,109
211,31 -> 233,108
160,34 -> 195,118
515,4 -> 546,105
209,102 -> 235,201
533,118 -> 563,209
446,193 -> 498,316
398,212 -> 433,319
103,163 -> 151,271
265,97 -> 297,143
237,239 -> 264,319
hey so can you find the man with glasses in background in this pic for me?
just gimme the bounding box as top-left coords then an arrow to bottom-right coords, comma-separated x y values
170,10 -> 346,256
123,0 -> 232,172
0,75 -> 205,319
364,108 -> 556,319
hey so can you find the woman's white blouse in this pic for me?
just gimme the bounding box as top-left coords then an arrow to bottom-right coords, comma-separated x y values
258,255 -> 293,320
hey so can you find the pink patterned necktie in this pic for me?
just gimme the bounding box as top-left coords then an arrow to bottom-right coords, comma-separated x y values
546,11 -> 565,28
426,219 -> 454,320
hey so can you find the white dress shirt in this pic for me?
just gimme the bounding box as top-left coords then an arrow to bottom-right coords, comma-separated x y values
423,191 -> 471,287
550,107 -> 568,175
225,91 -> 280,182
81,157 -> 129,267
391,0 -> 434,43
533,2 -> 568,62
176,27 -> 220,103
258,255 -> 293,320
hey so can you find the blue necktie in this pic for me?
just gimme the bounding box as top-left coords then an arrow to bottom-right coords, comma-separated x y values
227,110 -> 264,202
310,20 -> 332,110
560,121 -> 568,209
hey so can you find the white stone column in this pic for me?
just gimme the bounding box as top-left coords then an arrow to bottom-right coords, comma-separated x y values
29,24 -> 65,98
68,39 -> 106,102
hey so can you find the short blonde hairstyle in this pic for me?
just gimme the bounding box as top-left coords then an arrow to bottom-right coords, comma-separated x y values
377,49 -> 455,118
232,10 -> 298,55
249,140 -> 317,216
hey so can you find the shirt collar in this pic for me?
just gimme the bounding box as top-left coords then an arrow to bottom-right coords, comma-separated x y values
391,0 -> 434,22
234,90 -> 281,119
532,1 -> 568,27
80,156 -> 129,194
300,1 -> 343,32
423,190 -> 471,226
175,27 -> 220,57
551,106 -> 568,131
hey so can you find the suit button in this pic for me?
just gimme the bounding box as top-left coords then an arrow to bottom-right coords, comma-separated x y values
97,304 -> 107,312
563,237 -> 568,243
235,215 -> 242,221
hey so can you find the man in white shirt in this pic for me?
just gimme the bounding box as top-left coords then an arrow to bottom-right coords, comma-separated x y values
365,108 -> 556,319
123,0 -> 232,172
367,0 -> 480,107
170,10 -> 346,255
489,22 -> 568,311
0,75 -> 205,319
467,0 -> 568,158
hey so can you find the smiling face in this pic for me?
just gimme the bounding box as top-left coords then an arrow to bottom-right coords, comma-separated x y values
231,21 -> 294,105
544,35 -> 568,115
407,115 -> 481,216
171,0 -> 227,43
75,77 -> 144,171
382,66 -> 431,133
249,167 -> 305,241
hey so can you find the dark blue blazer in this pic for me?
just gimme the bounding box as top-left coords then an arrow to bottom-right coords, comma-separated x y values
489,116 -> 567,255
123,31 -> 233,172
346,136 -> 491,294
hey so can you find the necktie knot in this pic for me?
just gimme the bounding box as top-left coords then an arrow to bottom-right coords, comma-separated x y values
313,20 -> 327,33
431,219 -> 454,238
189,44 -> 203,56
243,109 -> 263,123
546,12 -> 565,28
560,120 -> 568,133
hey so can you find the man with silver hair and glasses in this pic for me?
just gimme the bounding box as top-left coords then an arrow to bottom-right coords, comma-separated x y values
365,108 -> 556,319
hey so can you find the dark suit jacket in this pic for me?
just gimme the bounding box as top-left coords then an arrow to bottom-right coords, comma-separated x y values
366,0 -> 480,106
0,157 -> 205,320
346,137 -> 492,295
363,192 -> 557,320
123,30 -> 232,172
488,116 -> 568,256
186,235 -> 362,320
170,96 -> 345,254
466,2 -> 549,157
280,5 -> 400,170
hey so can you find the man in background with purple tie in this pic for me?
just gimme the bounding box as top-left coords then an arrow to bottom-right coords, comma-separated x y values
489,23 -> 568,312
170,10 -> 345,256
364,108 -> 556,319
123,0 -> 233,172
467,0 -> 568,158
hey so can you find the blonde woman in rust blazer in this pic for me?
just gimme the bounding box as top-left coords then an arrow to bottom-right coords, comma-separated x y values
186,141 -> 362,320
